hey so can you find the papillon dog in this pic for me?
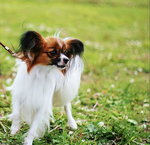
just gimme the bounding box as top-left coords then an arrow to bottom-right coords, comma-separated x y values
10,31 -> 84,145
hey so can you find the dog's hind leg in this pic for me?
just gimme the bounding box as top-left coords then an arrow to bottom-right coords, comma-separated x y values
64,103 -> 77,130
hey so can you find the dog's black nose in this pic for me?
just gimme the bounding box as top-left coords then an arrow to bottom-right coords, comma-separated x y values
63,58 -> 69,64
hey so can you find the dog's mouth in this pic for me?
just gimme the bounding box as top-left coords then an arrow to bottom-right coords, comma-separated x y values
57,64 -> 66,69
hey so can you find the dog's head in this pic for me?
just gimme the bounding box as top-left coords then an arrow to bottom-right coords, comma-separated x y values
18,31 -> 84,72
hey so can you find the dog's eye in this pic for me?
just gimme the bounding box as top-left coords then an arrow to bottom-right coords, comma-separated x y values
64,50 -> 68,55
44,50 -> 57,57
48,50 -> 57,55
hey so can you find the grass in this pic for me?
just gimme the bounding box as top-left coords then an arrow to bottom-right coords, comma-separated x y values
0,0 -> 149,144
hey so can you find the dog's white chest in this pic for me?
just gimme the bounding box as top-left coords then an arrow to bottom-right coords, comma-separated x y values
12,56 -> 83,109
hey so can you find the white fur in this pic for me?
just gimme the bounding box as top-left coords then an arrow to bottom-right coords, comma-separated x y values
10,56 -> 83,145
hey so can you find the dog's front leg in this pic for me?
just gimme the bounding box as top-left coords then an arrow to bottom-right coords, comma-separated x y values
24,110 -> 42,145
64,103 -> 77,130
24,108 -> 51,145
10,99 -> 21,135
24,85 -> 55,145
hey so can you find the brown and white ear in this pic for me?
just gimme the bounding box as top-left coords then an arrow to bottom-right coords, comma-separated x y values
65,38 -> 84,56
19,31 -> 44,62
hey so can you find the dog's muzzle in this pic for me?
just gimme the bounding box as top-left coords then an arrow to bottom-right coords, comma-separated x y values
57,53 -> 69,69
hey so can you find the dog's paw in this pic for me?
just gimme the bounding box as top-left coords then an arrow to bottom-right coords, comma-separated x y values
10,126 -> 20,135
10,124 -> 20,135
24,137 -> 33,145
24,142 -> 32,145
68,119 -> 77,130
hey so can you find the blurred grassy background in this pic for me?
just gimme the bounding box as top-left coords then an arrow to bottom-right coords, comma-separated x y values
0,0 -> 149,144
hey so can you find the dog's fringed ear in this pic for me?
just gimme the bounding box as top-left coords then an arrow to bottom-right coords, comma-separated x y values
65,39 -> 84,56
19,31 -> 44,61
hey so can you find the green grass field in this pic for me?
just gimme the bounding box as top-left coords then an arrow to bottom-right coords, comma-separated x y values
0,0 -> 149,144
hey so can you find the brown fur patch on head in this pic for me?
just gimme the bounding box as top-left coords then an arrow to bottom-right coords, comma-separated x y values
34,37 -> 65,66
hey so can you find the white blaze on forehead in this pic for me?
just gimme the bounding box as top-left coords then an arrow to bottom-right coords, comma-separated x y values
57,39 -> 63,48
60,53 -> 69,60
